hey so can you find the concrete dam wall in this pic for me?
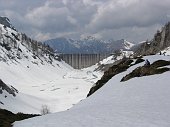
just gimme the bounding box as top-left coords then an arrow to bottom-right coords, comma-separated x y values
60,54 -> 108,69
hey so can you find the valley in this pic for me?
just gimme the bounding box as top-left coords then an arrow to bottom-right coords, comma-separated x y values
0,3 -> 170,126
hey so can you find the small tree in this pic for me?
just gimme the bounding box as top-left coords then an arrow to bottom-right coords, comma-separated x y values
40,105 -> 50,115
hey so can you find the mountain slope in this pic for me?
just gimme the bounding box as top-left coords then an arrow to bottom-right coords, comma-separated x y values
44,37 -> 134,54
14,55 -> 170,127
0,17 -> 102,114
135,22 -> 170,56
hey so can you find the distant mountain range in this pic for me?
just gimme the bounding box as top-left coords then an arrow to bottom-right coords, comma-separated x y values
44,36 -> 134,54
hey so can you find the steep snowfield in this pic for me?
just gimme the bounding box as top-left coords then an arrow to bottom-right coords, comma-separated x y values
99,50 -> 133,65
14,55 -> 170,127
0,22 -> 103,114
124,40 -> 134,50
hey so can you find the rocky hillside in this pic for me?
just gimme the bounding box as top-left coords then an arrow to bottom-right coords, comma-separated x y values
0,16 -> 58,65
44,36 -> 134,54
135,22 -> 170,56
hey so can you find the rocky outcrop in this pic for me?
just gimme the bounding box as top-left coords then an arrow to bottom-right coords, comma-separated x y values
0,16 -> 15,30
87,57 -> 145,96
135,22 -> 170,56
121,60 -> 170,82
87,58 -> 136,96
0,79 -> 18,97
0,109 -> 39,127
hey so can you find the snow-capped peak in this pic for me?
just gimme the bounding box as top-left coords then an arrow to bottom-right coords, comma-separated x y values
123,39 -> 134,50
81,35 -> 95,40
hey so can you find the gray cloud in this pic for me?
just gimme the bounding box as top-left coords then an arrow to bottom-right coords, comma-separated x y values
87,0 -> 170,31
0,0 -> 170,42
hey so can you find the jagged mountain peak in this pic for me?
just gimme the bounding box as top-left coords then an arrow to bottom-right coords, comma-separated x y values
0,16 -> 16,30
123,39 -> 135,50
0,16 -> 11,25
80,36 -> 99,41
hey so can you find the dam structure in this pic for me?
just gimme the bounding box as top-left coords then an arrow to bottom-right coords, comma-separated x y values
60,54 -> 109,69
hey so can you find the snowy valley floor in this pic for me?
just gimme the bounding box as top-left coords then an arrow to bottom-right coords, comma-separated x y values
14,55 -> 170,127
0,58 -> 102,114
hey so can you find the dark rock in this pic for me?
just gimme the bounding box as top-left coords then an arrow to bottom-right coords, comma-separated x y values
0,109 -> 39,127
133,58 -> 145,65
0,17 -> 11,28
0,101 -> 4,105
0,16 -> 16,30
135,22 -> 170,56
0,79 -> 18,97
121,60 -> 170,82
87,58 -> 134,97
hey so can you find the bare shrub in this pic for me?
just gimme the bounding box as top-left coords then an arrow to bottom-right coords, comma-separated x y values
40,105 -> 50,115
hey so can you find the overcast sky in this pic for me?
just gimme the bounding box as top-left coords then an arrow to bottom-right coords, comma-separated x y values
0,0 -> 170,42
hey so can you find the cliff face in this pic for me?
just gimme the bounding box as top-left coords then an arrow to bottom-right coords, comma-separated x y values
135,22 -> 170,56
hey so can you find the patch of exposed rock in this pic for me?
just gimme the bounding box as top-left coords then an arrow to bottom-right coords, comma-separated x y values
135,22 -> 170,56
0,79 -> 18,97
87,57 -> 144,96
121,60 -> 170,82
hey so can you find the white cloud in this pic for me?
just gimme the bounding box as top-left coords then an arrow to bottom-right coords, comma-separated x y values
67,16 -> 77,25
0,0 -> 170,42
25,2 -> 70,28
86,0 -> 170,32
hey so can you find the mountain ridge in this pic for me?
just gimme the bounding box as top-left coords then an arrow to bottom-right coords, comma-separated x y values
135,22 -> 170,56
44,37 -> 134,54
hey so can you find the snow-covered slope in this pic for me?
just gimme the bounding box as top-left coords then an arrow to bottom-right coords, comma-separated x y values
99,50 -> 133,65
44,37 -> 134,54
160,46 -> 170,55
123,40 -> 135,50
0,17 -> 102,114
14,55 -> 170,127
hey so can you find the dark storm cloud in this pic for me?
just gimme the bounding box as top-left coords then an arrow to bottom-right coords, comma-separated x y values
0,0 -> 170,42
